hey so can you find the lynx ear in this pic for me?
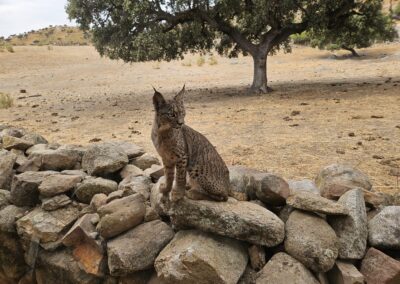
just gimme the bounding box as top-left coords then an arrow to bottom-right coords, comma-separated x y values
153,88 -> 166,110
174,84 -> 185,102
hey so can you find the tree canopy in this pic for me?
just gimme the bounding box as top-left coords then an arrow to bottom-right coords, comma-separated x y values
67,0 -> 398,93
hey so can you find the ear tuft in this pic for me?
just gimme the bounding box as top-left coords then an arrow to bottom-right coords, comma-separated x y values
153,89 -> 166,110
174,84 -> 185,102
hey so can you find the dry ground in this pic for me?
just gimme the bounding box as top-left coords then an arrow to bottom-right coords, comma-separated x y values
0,44 -> 399,194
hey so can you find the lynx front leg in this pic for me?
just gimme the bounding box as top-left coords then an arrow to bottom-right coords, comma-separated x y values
170,158 -> 187,202
160,165 -> 175,194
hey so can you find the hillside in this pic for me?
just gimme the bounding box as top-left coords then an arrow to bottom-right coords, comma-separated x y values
1,25 -> 91,46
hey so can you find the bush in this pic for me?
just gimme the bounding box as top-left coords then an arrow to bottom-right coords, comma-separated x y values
395,3 -> 400,15
0,93 -> 13,109
6,45 -> 14,53
196,56 -> 205,66
181,59 -> 192,67
291,32 -> 311,45
208,56 -> 218,65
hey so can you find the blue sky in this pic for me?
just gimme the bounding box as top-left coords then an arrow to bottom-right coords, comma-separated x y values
0,0 -> 74,37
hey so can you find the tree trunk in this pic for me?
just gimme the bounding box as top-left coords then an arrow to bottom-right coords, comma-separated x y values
342,46 -> 360,57
250,54 -> 273,93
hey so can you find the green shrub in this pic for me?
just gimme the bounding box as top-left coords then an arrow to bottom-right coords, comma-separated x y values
208,56 -> 218,65
291,32 -> 311,45
0,93 -> 13,109
196,56 -> 205,66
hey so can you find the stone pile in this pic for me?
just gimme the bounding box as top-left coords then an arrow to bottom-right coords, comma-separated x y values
0,125 -> 400,284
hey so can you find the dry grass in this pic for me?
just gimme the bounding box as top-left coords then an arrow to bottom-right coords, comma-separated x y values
197,56 -> 206,66
0,93 -> 13,109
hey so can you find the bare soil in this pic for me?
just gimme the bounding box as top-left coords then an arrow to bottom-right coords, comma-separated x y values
0,44 -> 399,194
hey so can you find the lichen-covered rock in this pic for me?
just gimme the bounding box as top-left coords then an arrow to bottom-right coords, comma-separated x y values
285,210 -> 339,272
0,205 -> 27,233
288,179 -> 320,195
368,206 -> 400,249
2,135 -> 33,151
256,252 -> 319,284
155,230 -> 247,284
41,194 -> 72,211
0,149 -> 17,190
315,164 -> 372,199
108,220 -> 174,276
328,188 -> 367,259
131,153 -> 160,170
75,177 -> 118,204
39,174 -> 82,197
82,143 -> 128,176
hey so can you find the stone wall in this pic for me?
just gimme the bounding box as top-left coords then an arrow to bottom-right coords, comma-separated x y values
0,125 -> 399,284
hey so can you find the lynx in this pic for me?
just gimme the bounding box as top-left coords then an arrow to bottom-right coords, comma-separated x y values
151,86 -> 230,202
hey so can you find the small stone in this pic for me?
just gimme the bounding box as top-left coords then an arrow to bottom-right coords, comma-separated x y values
75,177 -> 118,204
39,174 -> 82,197
288,179 -> 320,195
28,148 -> 81,171
62,213 -> 99,247
248,245 -> 266,271
0,149 -> 17,190
105,190 -> 125,203
131,153 -> 160,170
144,206 -> 159,222
41,194 -> 72,211
0,189 -> 11,210
228,165 -> 260,201
120,164 -> 144,179
144,164 -> 164,182
118,175 -> 152,200
90,193 -> 107,211
327,260 -> 364,284
108,141 -> 145,159
368,206 -> 400,249
2,135 -> 33,151
253,172 -> 290,206
0,205 -> 27,233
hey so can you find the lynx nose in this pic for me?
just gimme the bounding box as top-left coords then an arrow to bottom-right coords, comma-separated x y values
178,118 -> 184,125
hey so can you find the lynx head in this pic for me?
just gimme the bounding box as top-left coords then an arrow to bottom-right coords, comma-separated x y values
153,85 -> 186,130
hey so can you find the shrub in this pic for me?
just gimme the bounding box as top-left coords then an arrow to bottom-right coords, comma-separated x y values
291,32 -> 311,45
395,3 -> 400,15
181,59 -> 192,67
208,56 -> 218,65
0,92 -> 13,109
6,45 -> 14,53
196,56 -> 205,66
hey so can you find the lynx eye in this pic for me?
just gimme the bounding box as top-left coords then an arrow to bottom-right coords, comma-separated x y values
170,112 -> 176,117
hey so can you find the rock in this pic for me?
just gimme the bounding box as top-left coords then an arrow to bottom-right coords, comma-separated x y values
118,270 -> 154,284
327,260 -> 364,284
16,205 -> 80,247
25,143 -> 56,156
62,169 -> 87,178
1,127 -> 25,138
118,175 -> 152,200
315,164 -> 372,199
256,252 -> 319,284
35,249 -> 101,284
2,135 -> 33,150
360,247 -> 400,284
57,144 -> 87,159
0,231 -> 28,282
144,164 -> 164,182
72,241 -> 106,277
108,220 -> 174,276
228,165 -> 259,201
238,266 -> 258,284
150,178 -> 169,217
328,188 -> 367,259
0,189 -> 11,210
248,245 -> 266,271
285,210 -> 339,272
39,174 -> 82,197
368,206 -> 400,249
131,153 -> 160,170
21,132 -> 48,145
41,194 -> 72,211
0,150 -> 17,190
288,179 -> 320,195
0,205 -> 27,233
75,177 -> 118,204
278,204 -> 294,223
105,190 -> 125,203
363,189 -> 393,208
253,172 -> 290,206
120,164 -> 144,179
108,141 -> 145,159
10,171 -> 58,207
97,194 -> 146,239
10,148 -> 28,167
90,194 -> 107,211
82,143 -> 128,176
155,230 -> 247,284
63,213 -> 99,247
28,148 -> 81,171
287,190 -> 349,215
144,206 -> 159,222
166,197 -> 285,247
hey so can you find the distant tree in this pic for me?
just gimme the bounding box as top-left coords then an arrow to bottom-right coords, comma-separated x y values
66,0 -> 398,93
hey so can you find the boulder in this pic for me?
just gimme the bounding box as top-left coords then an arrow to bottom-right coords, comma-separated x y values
144,206 -> 159,222
41,194 -> 72,211
131,153 -> 160,170
0,231 -> 28,282
10,149 -> 28,167
144,164 -> 164,182
155,230 -> 247,284
108,220 -> 174,276
118,175 -> 152,200
256,252 -> 319,284
10,171 -> 58,207
253,172 -> 290,206
39,174 -> 82,197
328,188 -> 367,259
166,196 -> 285,247
248,245 -> 266,271
120,164 -> 144,179
28,148 -> 81,171
228,165 -> 259,201
315,164 -> 372,199
82,143 -> 128,176
2,135 -> 33,151
285,210 -> 339,272
0,205 -> 27,233
75,177 -> 118,204
25,143 -> 57,156
108,141 -> 145,159
288,179 -> 320,195
0,189 -> 11,210
368,206 -> 400,249
0,150 -> 17,190
327,260 -> 364,284
287,190 -> 349,215
0,127 -> 25,138
360,247 -> 400,284
21,132 -> 48,145
90,194 -> 107,211
363,189 -> 393,208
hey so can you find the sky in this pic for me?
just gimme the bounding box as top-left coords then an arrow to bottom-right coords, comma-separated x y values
0,0 -> 75,37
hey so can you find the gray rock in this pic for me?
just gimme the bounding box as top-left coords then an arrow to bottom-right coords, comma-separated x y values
0,205 -> 27,233
105,190 -> 125,203
155,230 -> 247,284
62,170 -> 87,178
144,164 -> 164,182
108,220 -> 174,276
0,231 -> 28,282
368,206 -> 400,249
150,178 -> 169,217
75,177 -> 118,204
118,175 -> 152,200
315,164 -> 372,199
90,194 -> 107,211
328,189 -> 367,259
327,260 -> 364,284
10,171 -> 58,207
120,164 -> 144,179
0,149 -> 17,190
144,206 -> 159,222
10,148 -> 28,167
108,141 -> 145,159
253,172 -> 290,206
228,165 -> 260,201
62,213 -> 99,247
28,148 -> 81,171
21,132 -> 48,145
2,135 -> 33,150
248,245 -> 266,271
131,153 -> 160,170
25,143 -> 55,155
285,210 -> 339,272
256,252 -> 319,284
287,190 -> 349,215
288,179 -> 320,195
0,189 -> 11,210
39,174 -> 82,197
41,194 -> 72,211
0,127 -> 25,138
82,143 -> 128,176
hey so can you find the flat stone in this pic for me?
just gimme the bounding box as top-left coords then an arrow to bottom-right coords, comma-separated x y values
120,164 -> 144,179
2,135 -> 33,151
75,177 -> 118,204
82,143 -> 128,176
28,148 -> 81,171
328,188 -> 367,259
327,260 -> 364,284
108,141 -> 145,159
155,230 -> 247,284
360,247 -> 400,284
285,210 -> 339,272
0,149 -> 17,190
287,190 -> 349,215
118,175 -> 152,200
0,205 -> 27,233
62,213 -> 99,247
144,164 -> 164,182
39,174 -> 82,197
288,179 -> 320,195
315,164 -> 372,199
256,252 -> 319,284
368,206 -> 400,249
131,153 -> 160,170
108,220 -> 174,276
41,194 -> 72,211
